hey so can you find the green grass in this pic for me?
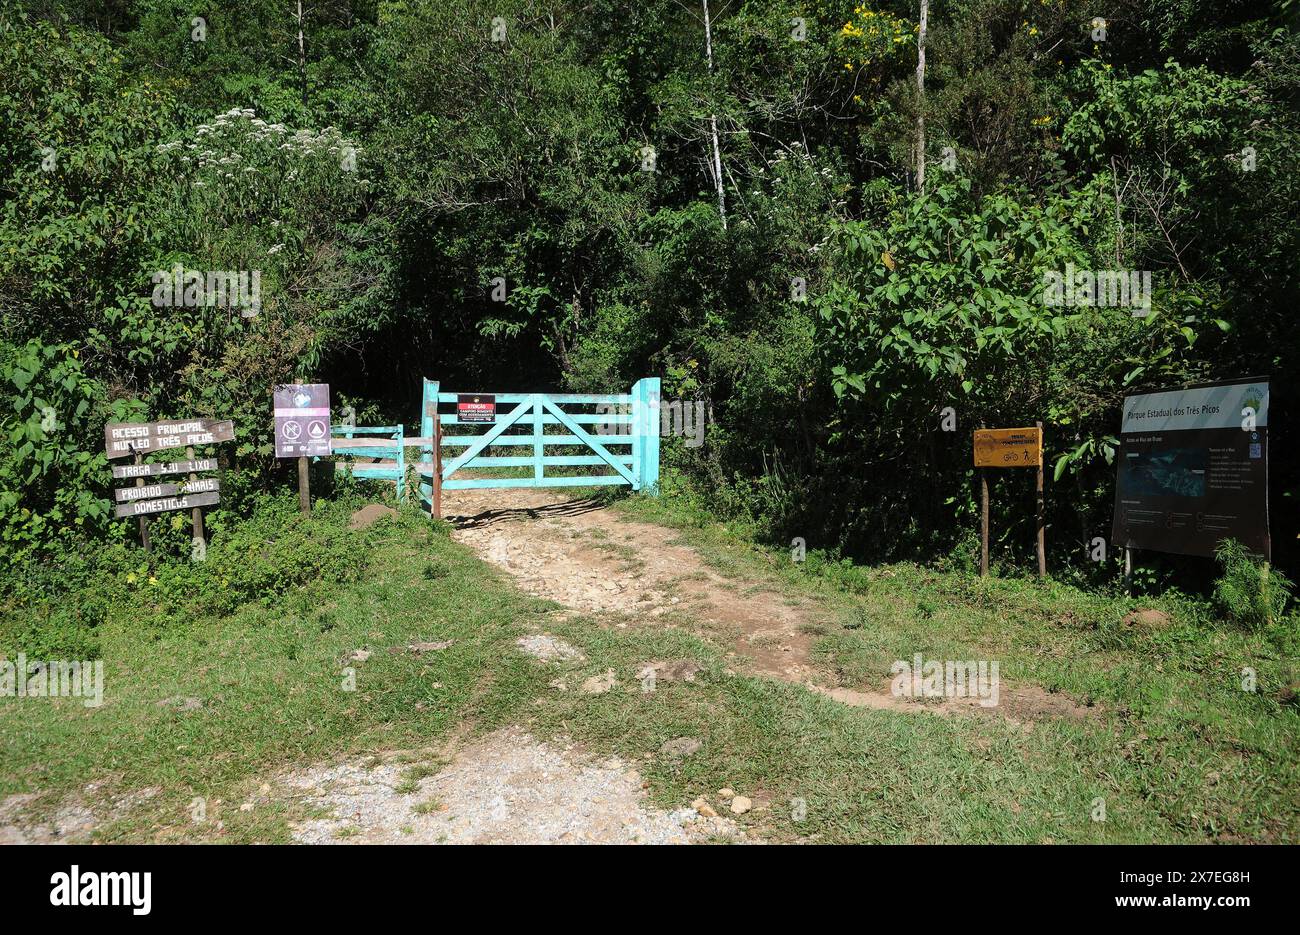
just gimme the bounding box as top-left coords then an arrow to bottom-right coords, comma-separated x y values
615,489 -> 1300,842
1,489 -> 1296,843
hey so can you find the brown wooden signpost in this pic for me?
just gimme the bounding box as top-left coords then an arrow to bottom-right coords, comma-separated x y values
112,458 -> 218,479
974,424 -> 1046,577
103,419 -> 234,459
113,478 -> 220,503
114,491 -> 220,519
104,419 -> 231,556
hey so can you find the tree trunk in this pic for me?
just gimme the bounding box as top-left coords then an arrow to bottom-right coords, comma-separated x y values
702,0 -> 727,229
296,0 -> 308,107
915,0 -> 928,193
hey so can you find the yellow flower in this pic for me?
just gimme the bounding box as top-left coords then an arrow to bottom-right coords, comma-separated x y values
127,572 -> 138,584
148,576 -> 158,585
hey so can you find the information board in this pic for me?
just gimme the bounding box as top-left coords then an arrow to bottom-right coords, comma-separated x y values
1111,378 -> 1270,558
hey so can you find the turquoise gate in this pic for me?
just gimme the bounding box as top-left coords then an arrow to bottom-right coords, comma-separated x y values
417,378 -> 660,516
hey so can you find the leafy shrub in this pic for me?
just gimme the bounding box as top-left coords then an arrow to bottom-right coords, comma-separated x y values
1,493 -> 372,652
130,494 -> 368,626
0,341 -> 144,556
1213,539 -> 1292,628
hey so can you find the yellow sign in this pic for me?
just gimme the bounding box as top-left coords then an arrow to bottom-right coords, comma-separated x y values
974,427 -> 1042,468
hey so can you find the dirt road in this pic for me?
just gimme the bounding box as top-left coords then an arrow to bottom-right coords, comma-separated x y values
444,486 -> 827,683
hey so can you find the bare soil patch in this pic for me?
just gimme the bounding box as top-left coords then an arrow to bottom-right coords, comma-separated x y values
446,487 -> 1096,728
809,680 -> 1096,728
0,785 -> 160,844
284,727 -> 743,844
447,487 -> 822,682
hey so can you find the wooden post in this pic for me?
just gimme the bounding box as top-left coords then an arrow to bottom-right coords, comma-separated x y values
186,444 -> 206,560
1262,561 -> 1272,627
532,396 -> 544,484
133,448 -> 152,555
298,455 -> 310,514
1124,546 -> 1133,594
980,467 -> 989,577
978,421 -> 989,577
1035,420 -> 1046,577
431,414 -> 442,520
396,425 -> 405,503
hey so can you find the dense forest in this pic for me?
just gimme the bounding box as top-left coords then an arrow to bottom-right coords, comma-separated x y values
3,0 -> 1298,588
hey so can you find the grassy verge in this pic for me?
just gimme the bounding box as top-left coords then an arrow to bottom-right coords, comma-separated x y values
2,486 -> 1296,843
614,484 -> 1300,842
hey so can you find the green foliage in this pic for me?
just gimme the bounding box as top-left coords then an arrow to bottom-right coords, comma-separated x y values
1,492 -> 369,654
0,0 -> 1296,588
126,495 -> 368,626
807,178 -> 1208,563
1213,539 -> 1293,628
0,340 -> 142,554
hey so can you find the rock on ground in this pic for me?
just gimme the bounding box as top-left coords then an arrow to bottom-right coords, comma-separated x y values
515,635 -> 585,662
349,503 -> 397,530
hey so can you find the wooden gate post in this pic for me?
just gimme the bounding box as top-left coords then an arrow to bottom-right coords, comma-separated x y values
395,424 -> 405,503
432,413 -> 442,520
421,379 -> 442,519
632,377 -> 661,494
532,395 -> 544,485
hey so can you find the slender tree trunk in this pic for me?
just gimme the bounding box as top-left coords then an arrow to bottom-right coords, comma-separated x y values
915,0 -> 928,193
296,0 -> 308,107
702,0 -> 727,229
1110,156 -> 1124,264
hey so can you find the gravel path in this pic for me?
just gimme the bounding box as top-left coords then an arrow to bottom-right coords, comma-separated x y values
286,727 -> 743,844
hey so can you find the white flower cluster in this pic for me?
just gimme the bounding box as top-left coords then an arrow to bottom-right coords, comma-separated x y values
155,108 -> 363,181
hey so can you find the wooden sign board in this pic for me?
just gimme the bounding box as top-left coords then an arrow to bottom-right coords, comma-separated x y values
114,478 -> 220,503
457,394 -> 496,423
104,420 -> 234,459
114,490 -> 220,519
974,427 -> 1042,468
112,458 -> 218,480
